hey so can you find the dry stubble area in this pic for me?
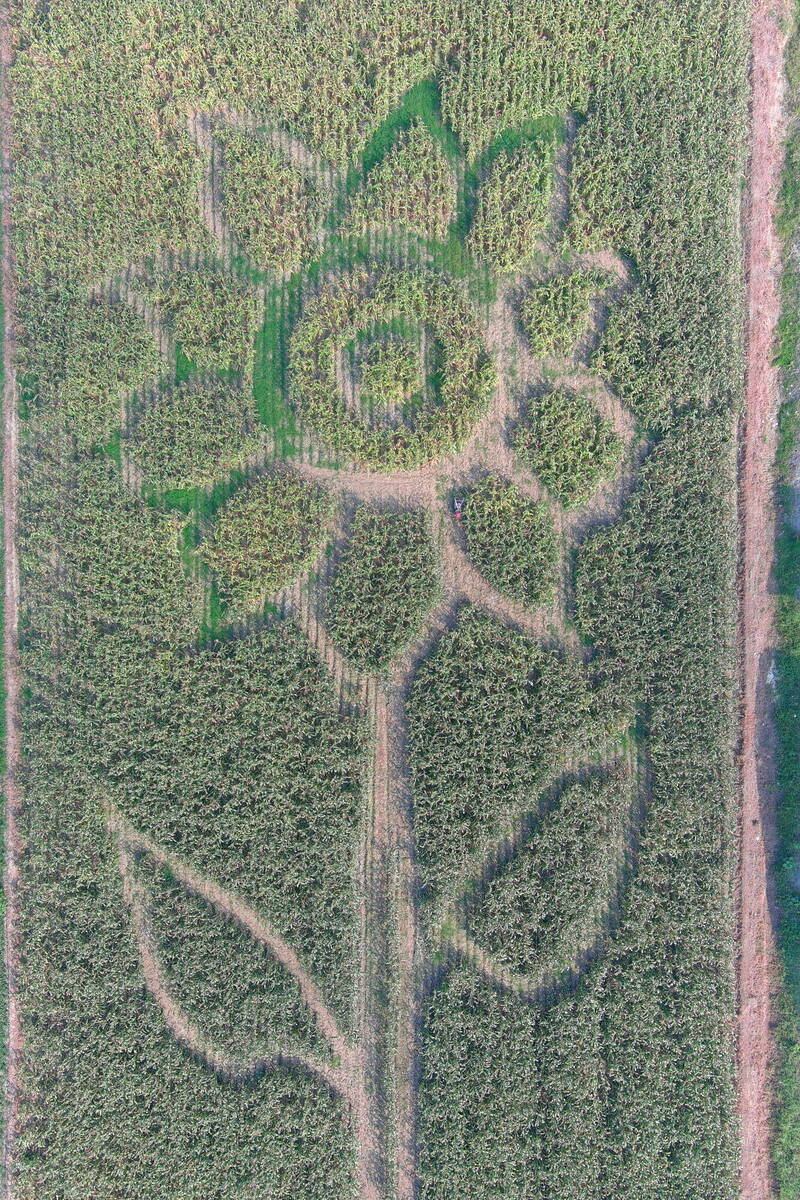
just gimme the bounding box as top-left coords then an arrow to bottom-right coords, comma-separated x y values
0,2 -> 772,1199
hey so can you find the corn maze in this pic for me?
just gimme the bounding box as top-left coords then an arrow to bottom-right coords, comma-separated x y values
5,3 -> 752,1199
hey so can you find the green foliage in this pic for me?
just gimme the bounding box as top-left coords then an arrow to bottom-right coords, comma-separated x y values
219,128 -> 323,272
11,1 -> 748,1193
325,506 -> 439,670
418,420 -> 739,1200
522,268 -> 608,356
774,994 -> 800,1198
591,289 -> 679,427
290,268 -> 494,468
343,119 -> 456,240
148,269 -> 260,370
200,472 -> 333,612
407,608 -> 626,920
419,967 -> 617,1199
574,410 -> 736,692
18,443 -> 200,652
460,475 -> 557,605
51,456 -> 202,646
776,32 -> 800,371
16,434 -> 360,1196
59,623 -> 362,1031
356,336 -> 422,417
776,270 -> 800,371
12,46 -> 206,286
466,769 -> 631,978
127,379 -> 261,491
468,136 -> 556,273
569,53 -> 747,433
513,390 -> 623,508
21,296 -> 159,448
17,795 -> 354,1199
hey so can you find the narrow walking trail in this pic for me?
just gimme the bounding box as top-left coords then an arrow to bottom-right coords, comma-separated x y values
739,2 -> 790,1196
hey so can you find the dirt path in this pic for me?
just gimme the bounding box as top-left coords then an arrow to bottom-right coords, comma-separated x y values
1,7 -> 21,1200
354,680 -> 392,1198
739,2 -> 790,1197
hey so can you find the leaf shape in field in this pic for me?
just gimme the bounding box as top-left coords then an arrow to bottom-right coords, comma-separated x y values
468,133 -> 558,273
460,765 -> 637,993
521,267 -> 613,359
343,119 -> 457,241
199,470 -> 334,612
407,608 -> 630,921
105,802 -> 355,1098
91,624 -> 362,1033
218,127 -> 326,273
134,853 -> 327,1066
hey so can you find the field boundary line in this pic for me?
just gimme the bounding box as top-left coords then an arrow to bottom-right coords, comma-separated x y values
739,1 -> 790,1196
1,4 -> 19,1198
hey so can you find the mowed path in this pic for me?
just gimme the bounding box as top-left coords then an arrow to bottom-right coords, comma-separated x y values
739,2 -> 790,1197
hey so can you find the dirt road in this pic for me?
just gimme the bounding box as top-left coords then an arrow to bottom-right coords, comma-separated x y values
739,2 -> 790,1196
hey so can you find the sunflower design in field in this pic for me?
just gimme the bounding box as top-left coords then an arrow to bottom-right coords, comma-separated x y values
87,80 -> 647,1187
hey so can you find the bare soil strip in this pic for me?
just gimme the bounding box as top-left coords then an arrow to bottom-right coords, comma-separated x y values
1,7 -> 20,1199
739,3 -> 790,1196
354,680 -> 392,1198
